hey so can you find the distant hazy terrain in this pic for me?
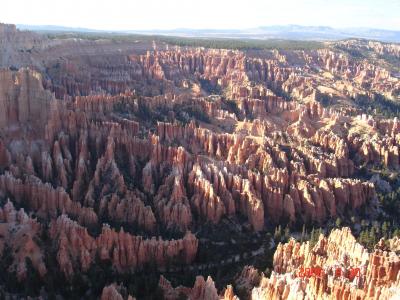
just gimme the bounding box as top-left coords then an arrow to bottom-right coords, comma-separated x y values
17,24 -> 400,43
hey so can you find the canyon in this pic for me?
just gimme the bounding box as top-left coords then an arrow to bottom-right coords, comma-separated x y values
0,23 -> 399,299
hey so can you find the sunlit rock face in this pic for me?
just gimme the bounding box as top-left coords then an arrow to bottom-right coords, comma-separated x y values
164,228 -> 400,300
249,228 -> 400,300
100,284 -> 136,300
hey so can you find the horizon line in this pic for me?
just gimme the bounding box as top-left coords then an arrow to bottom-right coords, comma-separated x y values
13,23 -> 400,33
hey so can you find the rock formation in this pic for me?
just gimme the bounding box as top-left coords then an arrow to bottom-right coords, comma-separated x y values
0,24 -> 399,298
250,227 -> 400,299
159,275 -> 238,300
49,215 -> 198,276
100,284 -> 136,300
0,201 -> 46,280
0,68 -> 53,132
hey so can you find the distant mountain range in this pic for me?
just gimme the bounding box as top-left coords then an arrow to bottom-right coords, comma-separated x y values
16,24 -> 400,43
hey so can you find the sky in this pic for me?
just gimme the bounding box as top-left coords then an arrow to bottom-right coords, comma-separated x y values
1,0 -> 399,31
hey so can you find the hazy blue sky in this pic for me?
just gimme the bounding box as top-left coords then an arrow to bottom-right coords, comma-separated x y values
2,0 -> 399,31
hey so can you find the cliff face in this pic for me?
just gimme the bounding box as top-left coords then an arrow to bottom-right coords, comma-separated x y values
0,68 -> 53,133
250,227 -> 400,300
0,172 -> 98,227
0,23 -> 48,68
49,215 -> 198,277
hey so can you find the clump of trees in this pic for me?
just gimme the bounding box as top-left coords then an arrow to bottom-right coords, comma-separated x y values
46,32 -> 324,51
199,78 -> 221,94
378,187 -> 400,218
113,100 -> 136,115
222,99 -> 241,119
357,220 -> 400,250
334,46 -> 365,59
273,225 -> 291,243
298,220 -> 400,252
274,224 -> 324,248
353,93 -> 400,119
174,104 -> 210,124
308,228 -> 324,248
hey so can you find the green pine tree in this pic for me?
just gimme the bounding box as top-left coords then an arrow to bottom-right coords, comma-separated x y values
361,220 -> 368,228
382,222 -> 389,239
369,227 -> 377,249
301,224 -> 306,242
274,225 -> 282,241
310,227 -> 319,248
359,230 -> 367,245
284,226 -> 290,241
